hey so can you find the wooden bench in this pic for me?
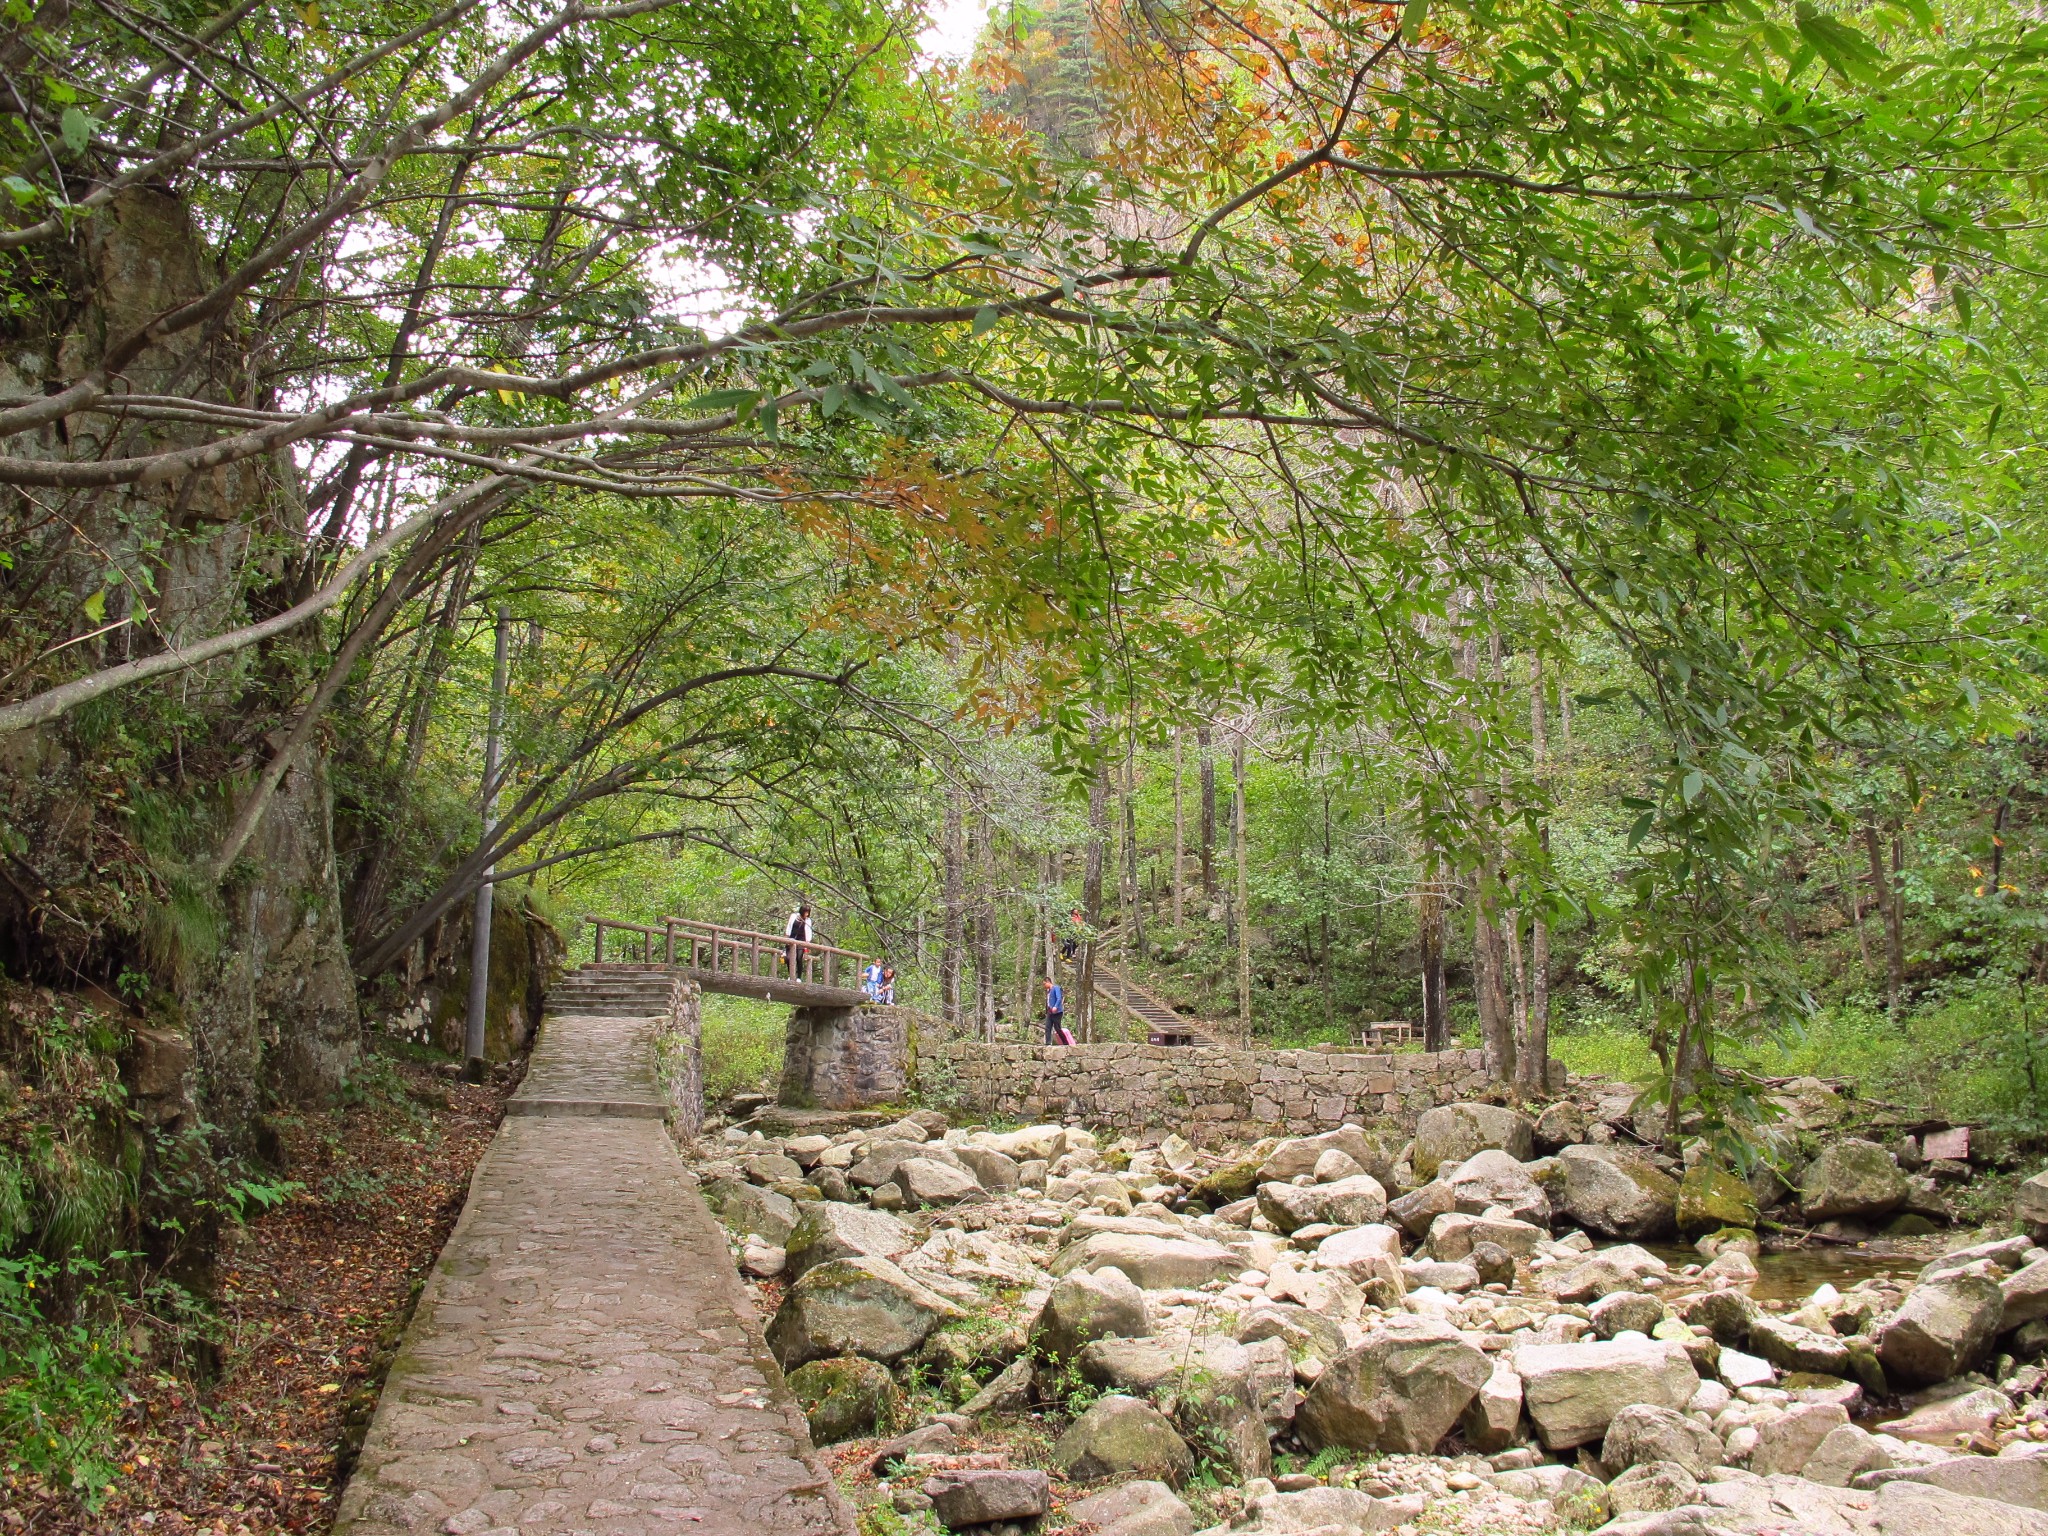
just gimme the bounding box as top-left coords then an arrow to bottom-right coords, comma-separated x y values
1361,1020 -> 1417,1049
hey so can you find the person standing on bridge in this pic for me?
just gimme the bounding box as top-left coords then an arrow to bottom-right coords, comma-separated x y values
861,958 -> 884,1001
878,965 -> 896,1005
1043,975 -> 1068,1045
785,901 -> 813,981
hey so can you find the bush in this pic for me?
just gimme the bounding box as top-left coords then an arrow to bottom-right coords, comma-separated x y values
0,1252 -> 133,1509
700,994 -> 784,1106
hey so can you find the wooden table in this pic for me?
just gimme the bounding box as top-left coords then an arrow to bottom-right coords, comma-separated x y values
1362,1020 -> 1417,1048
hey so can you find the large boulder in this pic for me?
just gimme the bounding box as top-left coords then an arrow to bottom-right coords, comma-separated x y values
847,1137 -> 939,1188
2018,1168 -> 2048,1244
1801,1139 -> 1907,1223
782,1201 -> 914,1281
1386,1179 -> 1459,1238
1074,1334 -> 1277,1479
1603,1403 -> 1722,1477
1052,1395 -> 1193,1486
1315,1223 -> 1405,1282
786,1356 -> 899,1445
706,1178 -> 799,1245
923,1468 -> 1049,1528
1441,1148 -> 1551,1225
1461,1358 -> 1523,1452
1862,1454 -> 2048,1511
1033,1266 -> 1153,1363
1236,1302 -> 1348,1363
1876,1387 -> 2006,1444
765,1255 -> 962,1369
1051,1232 -> 1244,1291
894,1156 -> 984,1207
1424,1211 -> 1545,1262
1513,1338 -> 1700,1449
1255,1174 -> 1387,1234
1294,1315 -> 1492,1454
1064,1480 -> 1196,1536
1540,1243 -> 1670,1302
1256,1126 -> 1390,1185
1878,1272 -> 2003,1386
1551,1145 -> 1680,1241
977,1124 -> 1067,1161
1534,1100 -> 1588,1153
1804,1423 -> 1895,1487
1411,1103 -> 1536,1180
1676,1163 -> 1759,1236
2003,1257 -> 2048,1331
1231,1488 -> 1400,1536
1750,1401 -> 1849,1476
954,1145 -> 1020,1193
1607,1461 -> 1700,1518
1863,1480 -> 2048,1536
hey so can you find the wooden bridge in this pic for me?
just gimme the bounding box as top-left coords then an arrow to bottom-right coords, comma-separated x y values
585,914 -> 875,1008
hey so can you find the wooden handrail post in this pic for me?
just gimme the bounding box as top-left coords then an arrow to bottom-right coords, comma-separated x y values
593,918 -> 605,963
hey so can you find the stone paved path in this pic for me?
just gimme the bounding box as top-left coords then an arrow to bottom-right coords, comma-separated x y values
334,1013 -> 853,1536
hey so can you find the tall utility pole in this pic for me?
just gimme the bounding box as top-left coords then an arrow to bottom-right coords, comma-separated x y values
1171,729 -> 1185,927
463,608 -> 511,1084
1234,728 -> 1251,1037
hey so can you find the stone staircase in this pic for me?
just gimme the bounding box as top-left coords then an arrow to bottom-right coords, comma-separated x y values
546,962 -> 687,1018
1092,964 -> 1224,1045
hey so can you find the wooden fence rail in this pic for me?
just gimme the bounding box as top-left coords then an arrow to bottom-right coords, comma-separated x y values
584,914 -> 872,993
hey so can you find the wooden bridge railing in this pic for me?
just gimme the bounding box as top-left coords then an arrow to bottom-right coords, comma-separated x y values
584,914 -> 872,993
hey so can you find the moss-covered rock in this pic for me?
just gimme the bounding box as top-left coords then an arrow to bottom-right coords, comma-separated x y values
1051,1393 -> 1192,1486
1185,1159 -> 1260,1208
1676,1163 -> 1758,1236
787,1356 -> 899,1445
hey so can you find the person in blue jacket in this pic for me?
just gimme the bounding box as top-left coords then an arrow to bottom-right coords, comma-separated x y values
1043,976 -> 1066,1044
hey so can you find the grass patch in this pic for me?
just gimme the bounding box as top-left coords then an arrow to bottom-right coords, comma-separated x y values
701,993 -> 786,1107
1549,1013 -> 1658,1085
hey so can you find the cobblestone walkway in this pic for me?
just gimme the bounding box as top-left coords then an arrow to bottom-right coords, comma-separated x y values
335,1013 -> 853,1536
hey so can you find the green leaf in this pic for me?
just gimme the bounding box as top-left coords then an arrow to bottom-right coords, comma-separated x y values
819,383 -> 845,419
689,388 -> 761,417
1794,3 -> 1884,83
1681,768 -> 1705,804
82,588 -> 106,624
1402,0 -> 1430,45
59,107 -> 89,156
971,306 -> 1001,337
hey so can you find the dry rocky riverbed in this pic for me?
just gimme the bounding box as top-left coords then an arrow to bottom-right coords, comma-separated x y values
685,1088 -> 2048,1536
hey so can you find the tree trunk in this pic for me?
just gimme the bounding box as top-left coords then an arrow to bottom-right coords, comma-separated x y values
1472,881 -> 1518,1084
1234,730 -> 1253,1037
1518,649 -> 1552,1095
973,818 -> 998,1041
1863,822 -> 1904,1013
1172,729 -> 1185,927
941,783 -> 965,1025
1418,841 -> 1448,1051
1198,723 -> 1217,899
1122,740 -> 1144,958
1081,733 -> 1108,1041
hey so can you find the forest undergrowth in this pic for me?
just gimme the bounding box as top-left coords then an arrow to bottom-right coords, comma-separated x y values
1,999 -> 512,1535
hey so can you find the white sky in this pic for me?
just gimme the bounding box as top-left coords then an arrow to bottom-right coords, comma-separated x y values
918,0 -> 992,62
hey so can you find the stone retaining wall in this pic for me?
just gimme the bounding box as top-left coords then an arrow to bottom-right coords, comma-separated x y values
924,1041 -> 1561,1135
779,1004 -> 910,1109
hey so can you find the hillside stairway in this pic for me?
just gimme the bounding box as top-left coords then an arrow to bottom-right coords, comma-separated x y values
545,962 -> 688,1017
1092,963 -> 1224,1046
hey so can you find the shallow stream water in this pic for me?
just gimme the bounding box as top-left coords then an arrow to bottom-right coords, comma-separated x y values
1646,1241 -> 1931,1302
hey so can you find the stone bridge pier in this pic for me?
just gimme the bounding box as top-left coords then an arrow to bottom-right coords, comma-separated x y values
777,1004 -> 908,1109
